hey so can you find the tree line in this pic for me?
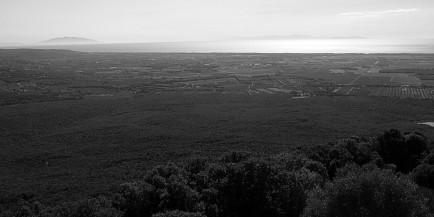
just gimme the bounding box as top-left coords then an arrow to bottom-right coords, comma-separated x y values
2,129 -> 434,217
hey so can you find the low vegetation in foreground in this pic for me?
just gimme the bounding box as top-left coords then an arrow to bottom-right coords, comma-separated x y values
2,129 -> 434,217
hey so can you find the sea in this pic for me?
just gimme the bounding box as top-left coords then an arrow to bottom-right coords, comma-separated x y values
2,39 -> 434,53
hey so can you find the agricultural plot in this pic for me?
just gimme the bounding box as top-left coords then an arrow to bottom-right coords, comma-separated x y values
267,88 -> 294,94
255,88 -> 276,94
352,76 -> 392,86
179,77 -> 237,86
390,74 -> 421,86
326,73 -> 361,84
334,86 -> 353,95
422,80 -> 434,87
369,87 -> 434,99
347,87 -> 372,97
418,75 -> 434,80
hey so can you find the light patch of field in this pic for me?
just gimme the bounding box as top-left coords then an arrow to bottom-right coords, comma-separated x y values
256,88 -> 276,94
95,71 -> 120,74
418,122 -> 434,127
228,68 -> 275,77
84,94 -> 114,97
390,74 -> 421,86
333,61 -> 355,64
182,78 -> 236,86
268,88 -> 293,94
422,80 -> 434,86
353,76 -> 392,85
367,68 -> 380,73
329,69 -> 345,74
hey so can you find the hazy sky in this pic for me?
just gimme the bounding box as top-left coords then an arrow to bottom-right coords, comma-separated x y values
1,0 -> 434,43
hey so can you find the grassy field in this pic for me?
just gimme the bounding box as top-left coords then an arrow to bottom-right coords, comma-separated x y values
1,92 -> 434,206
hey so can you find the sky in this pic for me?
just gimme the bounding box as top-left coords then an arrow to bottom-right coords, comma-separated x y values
1,0 -> 434,43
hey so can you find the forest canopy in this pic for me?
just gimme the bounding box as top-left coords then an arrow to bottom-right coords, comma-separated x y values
1,129 -> 434,217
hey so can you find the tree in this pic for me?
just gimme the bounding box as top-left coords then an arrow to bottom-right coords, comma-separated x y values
376,129 -> 428,173
412,164 -> 434,189
303,166 -> 432,217
152,210 -> 205,217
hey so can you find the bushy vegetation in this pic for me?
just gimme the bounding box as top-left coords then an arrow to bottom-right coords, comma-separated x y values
303,166 -> 432,217
376,129 -> 429,173
2,129 -> 434,217
0,197 -> 122,217
113,154 -> 308,217
412,152 -> 434,189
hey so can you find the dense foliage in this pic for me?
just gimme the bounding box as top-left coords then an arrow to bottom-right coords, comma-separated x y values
303,166 -> 431,217
412,152 -> 434,189
2,129 -> 434,217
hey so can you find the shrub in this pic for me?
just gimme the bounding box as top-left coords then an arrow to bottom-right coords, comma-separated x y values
4,197 -> 122,217
304,143 -> 332,166
54,197 -> 122,217
418,187 -> 434,214
405,133 -> 429,156
423,152 -> 434,165
116,163 -> 203,217
303,167 -> 432,217
114,182 -> 159,217
339,138 -> 374,166
412,164 -> 434,189
295,168 -> 326,191
215,159 -> 306,217
303,160 -> 329,182
219,151 -> 251,163
327,144 -> 353,177
151,210 -> 206,217
377,129 -> 428,173
272,152 -> 308,171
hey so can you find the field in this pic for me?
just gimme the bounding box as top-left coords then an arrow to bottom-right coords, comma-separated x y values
1,50 -> 434,208
369,87 -> 434,99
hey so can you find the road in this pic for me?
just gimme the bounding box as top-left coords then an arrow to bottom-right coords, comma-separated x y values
347,60 -> 380,86
245,83 -> 253,95
278,79 -> 287,86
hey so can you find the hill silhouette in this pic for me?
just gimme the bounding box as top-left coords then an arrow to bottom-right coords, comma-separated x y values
38,37 -> 99,45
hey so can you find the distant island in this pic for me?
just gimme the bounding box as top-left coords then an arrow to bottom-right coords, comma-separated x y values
38,37 -> 99,45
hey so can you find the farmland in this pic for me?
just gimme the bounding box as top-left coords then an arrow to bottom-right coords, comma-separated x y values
1,50 -> 434,208
1,51 -> 434,104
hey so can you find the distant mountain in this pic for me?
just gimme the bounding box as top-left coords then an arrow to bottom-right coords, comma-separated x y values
38,37 -> 99,45
330,36 -> 368,40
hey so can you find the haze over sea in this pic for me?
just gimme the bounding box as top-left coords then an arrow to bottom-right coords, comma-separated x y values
18,39 -> 434,53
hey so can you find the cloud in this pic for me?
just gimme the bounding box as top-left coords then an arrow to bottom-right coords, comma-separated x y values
340,8 -> 419,17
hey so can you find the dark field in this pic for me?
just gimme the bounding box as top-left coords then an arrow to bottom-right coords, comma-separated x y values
1,92 -> 434,205
1,50 -> 434,211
